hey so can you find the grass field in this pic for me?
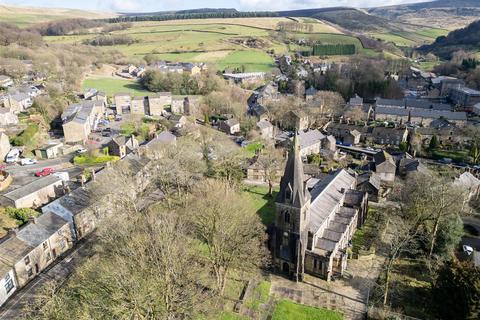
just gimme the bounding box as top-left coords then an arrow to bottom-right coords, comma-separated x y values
370,27 -> 448,47
82,78 -> 151,96
0,5 -> 116,27
272,300 -> 343,320
42,17 -> 370,72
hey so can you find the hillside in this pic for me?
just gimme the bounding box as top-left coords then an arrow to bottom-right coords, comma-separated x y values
0,5 -> 117,27
418,19 -> 480,59
369,0 -> 480,30
277,7 -> 401,32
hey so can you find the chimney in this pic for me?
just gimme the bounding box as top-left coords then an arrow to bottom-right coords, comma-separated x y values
28,217 -> 38,224
80,175 -> 85,188
8,228 -> 18,236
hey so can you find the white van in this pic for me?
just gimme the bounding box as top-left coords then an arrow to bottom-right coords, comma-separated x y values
5,149 -> 20,163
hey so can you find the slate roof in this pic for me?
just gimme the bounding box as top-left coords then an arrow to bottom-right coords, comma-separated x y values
376,98 -> 452,111
454,172 -> 480,190
349,94 -> 363,106
2,176 -> 61,202
155,131 -> 176,143
34,212 -> 68,234
375,106 -> 467,121
257,120 -> 273,130
298,129 -> 325,149
308,170 -> 355,233
357,172 -> 381,190
0,237 -> 34,264
17,221 -> 54,247
374,151 -> 394,166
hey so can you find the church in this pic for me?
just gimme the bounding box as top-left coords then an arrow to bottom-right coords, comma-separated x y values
272,135 -> 368,281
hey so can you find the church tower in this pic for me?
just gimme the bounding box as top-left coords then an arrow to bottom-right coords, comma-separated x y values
273,134 -> 311,281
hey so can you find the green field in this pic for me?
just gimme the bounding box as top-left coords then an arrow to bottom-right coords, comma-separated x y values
272,300 -> 343,320
82,78 -> 151,96
370,28 -> 448,47
217,50 -> 275,72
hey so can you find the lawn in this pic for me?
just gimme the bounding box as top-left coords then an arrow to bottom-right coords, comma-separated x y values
244,280 -> 271,311
242,185 -> 278,226
272,299 -> 343,320
82,78 -> 151,97
73,154 -> 120,166
431,149 -> 470,163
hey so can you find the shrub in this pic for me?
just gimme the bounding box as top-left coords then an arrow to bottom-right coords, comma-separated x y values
6,207 -> 39,225
11,124 -> 39,146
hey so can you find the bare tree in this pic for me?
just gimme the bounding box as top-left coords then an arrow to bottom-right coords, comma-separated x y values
187,179 -> 268,295
255,146 -> 283,196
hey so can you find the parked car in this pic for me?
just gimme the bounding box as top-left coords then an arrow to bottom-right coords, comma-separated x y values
115,115 -> 122,121
102,128 -> 112,137
20,158 -> 38,166
76,147 -> 88,154
5,148 -> 20,163
35,167 -> 55,177
463,245 -> 474,255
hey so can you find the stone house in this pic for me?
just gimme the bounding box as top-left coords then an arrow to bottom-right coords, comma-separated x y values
62,101 -> 104,144
0,133 -> 11,162
114,93 -> 132,114
148,93 -> 172,116
324,135 -> 337,152
246,159 -> 284,183
298,129 -> 325,157
454,172 -> 480,201
373,151 -> 396,187
0,236 -> 38,288
374,106 -> 467,127
4,93 -> 32,113
256,120 -> 274,140
108,135 -> 139,158
131,96 -> 147,115
0,175 -> 63,209
0,108 -> 19,126
448,86 -> 480,108
0,261 -> 16,306
371,127 -> 408,146
219,118 -> 240,135
171,97 -> 185,114
184,96 -> 199,116
169,114 -> 187,128
250,104 -> 269,121
272,136 -> 367,281
357,172 -> 381,202
42,154 -> 152,241
284,110 -> 308,131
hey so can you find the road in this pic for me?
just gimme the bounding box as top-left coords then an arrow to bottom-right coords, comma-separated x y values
462,216 -> 480,251
1,155 -> 83,194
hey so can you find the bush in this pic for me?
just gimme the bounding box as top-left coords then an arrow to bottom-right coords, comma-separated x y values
6,207 -> 39,225
11,124 -> 39,146
73,154 -> 120,165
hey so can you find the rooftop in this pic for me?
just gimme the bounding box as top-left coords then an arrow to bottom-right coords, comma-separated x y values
0,236 -> 34,264
2,175 -> 62,202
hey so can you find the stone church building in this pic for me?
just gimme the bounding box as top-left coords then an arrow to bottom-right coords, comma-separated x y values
272,136 -> 368,281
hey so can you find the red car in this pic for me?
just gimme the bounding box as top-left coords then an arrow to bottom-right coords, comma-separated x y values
35,168 -> 55,177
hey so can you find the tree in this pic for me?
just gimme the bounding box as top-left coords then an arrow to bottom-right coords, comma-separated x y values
433,261 -> 480,320
25,208 -> 209,320
255,146 -> 283,196
187,180 -> 268,295
429,134 -> 439,150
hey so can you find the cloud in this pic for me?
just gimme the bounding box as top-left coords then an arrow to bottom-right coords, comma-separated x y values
237,0 -> 431,10
108,0 -> 142,12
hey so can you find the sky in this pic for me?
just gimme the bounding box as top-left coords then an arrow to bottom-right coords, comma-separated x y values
0,0 -> 432,12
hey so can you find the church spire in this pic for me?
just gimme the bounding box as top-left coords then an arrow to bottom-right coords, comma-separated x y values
277,132 -> 306,208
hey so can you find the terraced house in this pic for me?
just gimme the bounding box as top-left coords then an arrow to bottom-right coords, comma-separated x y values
272,136 -> 368,281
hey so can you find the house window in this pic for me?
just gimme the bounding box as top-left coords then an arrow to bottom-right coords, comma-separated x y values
284,211 -> 291,224
60,239 -> 66,250
4,275 -> 14,294
24,256 -> 30,265
46,252 -> 51,261
27,268 -> 33,277
43,242 -> 48,250
314,258 -> 318,269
